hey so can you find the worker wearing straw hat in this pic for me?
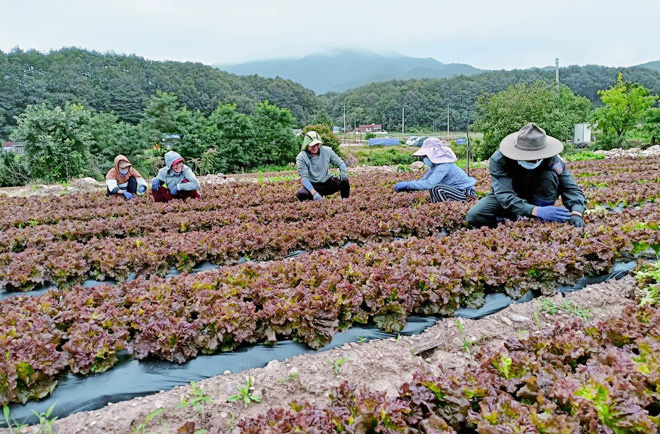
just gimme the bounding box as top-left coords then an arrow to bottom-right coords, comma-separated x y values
466,123 -> 586,228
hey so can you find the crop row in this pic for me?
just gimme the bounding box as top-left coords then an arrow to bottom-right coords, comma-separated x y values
0,200 -> 469,292
237,303 -> 660,433
0,183 -> 451,254
0,172 -> 458,229
6,169 -> 660,292
1,204 -> 659,404
3,157 -> 660,231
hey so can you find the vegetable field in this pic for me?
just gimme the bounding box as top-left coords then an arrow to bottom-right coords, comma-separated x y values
1,158 -> 660,433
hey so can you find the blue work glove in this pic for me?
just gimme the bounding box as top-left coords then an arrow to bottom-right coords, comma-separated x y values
340,172 -> 348,182
151,179 -> 160,192
569,214 -> 585,227
122,190 -> 133,200
169,184 -> 179,196
394,181 -> 409,193
312,192 -> 323,201
536,206 -> 570,222
137,184 -> 147,195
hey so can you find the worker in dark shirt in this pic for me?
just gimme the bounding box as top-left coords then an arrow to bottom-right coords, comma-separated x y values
467,123 -> 586,228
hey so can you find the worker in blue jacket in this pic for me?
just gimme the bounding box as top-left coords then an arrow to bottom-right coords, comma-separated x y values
394,137 -> 476,202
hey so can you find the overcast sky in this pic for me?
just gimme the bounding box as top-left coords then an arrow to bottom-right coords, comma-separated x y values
1,0 -> 658,69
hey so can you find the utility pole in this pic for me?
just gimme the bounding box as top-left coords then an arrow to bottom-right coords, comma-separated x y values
402,106 -> 405,136
446,103 -> 450,137
466,112 -> 471,176
343,103 -> 346,136
555,57 -> 560,95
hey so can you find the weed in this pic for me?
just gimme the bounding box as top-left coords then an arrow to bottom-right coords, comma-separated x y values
561,300 -> 592,320
176,381 -> 211,413
3,404 -> 28,434
455,320 -> 472,354
31,402 -> 58,434
132,407 -> 165,434
330,357 -> 348,374
227,376 -> 261,408
533,309 -> 542,327
278,372 -> 299,384
226,413 -> 237,431
357,336 -> 367,343
540,298 -> 591,320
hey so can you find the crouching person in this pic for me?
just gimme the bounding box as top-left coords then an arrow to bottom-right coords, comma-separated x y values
466,123 -> 586,228
393,137 -> 476,202
295,131 -> 349,201
151,151 -> 201,202
106,155 -> 148,200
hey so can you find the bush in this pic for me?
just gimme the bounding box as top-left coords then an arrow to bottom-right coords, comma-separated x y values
0,152 -> 30,187
10,103 -> 96,182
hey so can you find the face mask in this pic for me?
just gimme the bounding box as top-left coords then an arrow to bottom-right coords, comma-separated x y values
119,168 -> 129,177
517,159 -> 542,170
423,157 -> 433,167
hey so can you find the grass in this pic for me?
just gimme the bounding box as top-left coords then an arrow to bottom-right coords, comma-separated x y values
227,376 -> 261,408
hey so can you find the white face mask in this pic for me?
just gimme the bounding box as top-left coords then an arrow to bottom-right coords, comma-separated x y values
119,168 -> 129,176
517,159 -> 542,170
423,157 -> 433,167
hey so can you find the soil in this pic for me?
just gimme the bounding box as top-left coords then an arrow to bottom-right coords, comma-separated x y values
5,275 -> 638,434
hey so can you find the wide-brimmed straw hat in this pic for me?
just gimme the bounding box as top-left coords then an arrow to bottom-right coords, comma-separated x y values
499,123 -> 563,160
412,137 -> 457,164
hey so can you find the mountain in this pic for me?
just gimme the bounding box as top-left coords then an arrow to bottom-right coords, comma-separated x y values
637,61 -> 660,72
216,49 -> 485,94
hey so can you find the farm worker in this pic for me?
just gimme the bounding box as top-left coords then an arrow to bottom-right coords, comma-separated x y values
295,131 -> 350,201
466,123 -> 586,228
393,137 -> 477,202
105,155 -> 148,199
151,151 -> 201,202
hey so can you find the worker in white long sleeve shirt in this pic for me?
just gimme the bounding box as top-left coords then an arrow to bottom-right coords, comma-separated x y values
105,155 -> 148,200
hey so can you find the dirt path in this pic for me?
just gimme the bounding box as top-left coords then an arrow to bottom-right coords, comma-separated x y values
8,275 -> 635,434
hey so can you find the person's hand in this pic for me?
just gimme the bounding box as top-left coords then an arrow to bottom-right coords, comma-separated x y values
137,185 -> 147,195
169,184 -> 179,196
340,172 -> 348,182
122,190 -> 134,200
394,181 -> 409,193
536,206 -> 570,222
569,214 -> 585,227
151,179 -> 160,192
312,192 -> 322,201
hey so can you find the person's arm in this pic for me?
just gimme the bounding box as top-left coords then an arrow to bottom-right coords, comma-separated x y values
405,165 -> 449,191
106,178 -> 119,194
490,155 -> 536,217
556,159 -> 586,216
176,167 -> 200,191
328,148 -> 346,173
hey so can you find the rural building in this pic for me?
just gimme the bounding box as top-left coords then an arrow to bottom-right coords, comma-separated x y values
358,123 -> 382,133
1,141 -> 25,154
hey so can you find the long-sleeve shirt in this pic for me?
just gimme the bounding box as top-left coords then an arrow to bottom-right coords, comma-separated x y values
296,146 -> 346,185
489,150 -> 586,217
406,163 -> 476,191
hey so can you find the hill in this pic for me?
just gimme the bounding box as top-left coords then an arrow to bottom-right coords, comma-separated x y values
0,47 -> 322,136
218,49 -> 485,94
323,65 -> 660,132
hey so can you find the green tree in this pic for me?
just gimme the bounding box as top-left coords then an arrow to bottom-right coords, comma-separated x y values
591,73 -> 658,148
642,107 -> 660,147
207,103 -> 255,173
301,124 -> 341,156
10,103 -> 95,181
252,101 -> 298,166
473,82 -> 591,159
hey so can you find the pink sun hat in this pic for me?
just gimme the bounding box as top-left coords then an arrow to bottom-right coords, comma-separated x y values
412,137 -> 457,164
